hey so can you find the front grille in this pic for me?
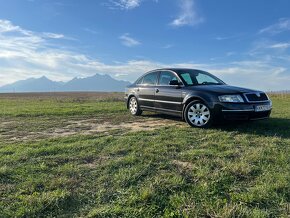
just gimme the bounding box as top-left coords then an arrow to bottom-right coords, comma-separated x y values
244,93 -> 268,102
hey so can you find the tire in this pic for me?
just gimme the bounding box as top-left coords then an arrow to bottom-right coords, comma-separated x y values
184,100 -> 212,128
128,96 -> 142,116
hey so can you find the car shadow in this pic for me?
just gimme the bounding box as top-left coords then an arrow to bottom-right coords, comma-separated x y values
215,118 -> 290,139
142,113 -> 290,139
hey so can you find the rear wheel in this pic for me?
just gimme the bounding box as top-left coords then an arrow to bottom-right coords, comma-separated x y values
184,101 -> 212,128
129,97 -> 142,116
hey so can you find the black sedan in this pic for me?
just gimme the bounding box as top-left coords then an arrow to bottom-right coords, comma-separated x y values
124,68 -> 272,128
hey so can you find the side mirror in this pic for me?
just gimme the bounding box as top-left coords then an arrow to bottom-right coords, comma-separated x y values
169,80 -> 181,86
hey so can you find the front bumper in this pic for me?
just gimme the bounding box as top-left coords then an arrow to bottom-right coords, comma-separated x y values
213,101 -> 272,121
124,96 -> 129,108
222,110 -> 271,120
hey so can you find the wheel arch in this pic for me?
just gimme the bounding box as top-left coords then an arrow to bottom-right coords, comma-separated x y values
182,96 -> 208,120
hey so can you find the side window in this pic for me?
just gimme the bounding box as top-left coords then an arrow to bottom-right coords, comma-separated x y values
141,72 -> 158,85
158,71 -> 179,85
136,77 -> 143,85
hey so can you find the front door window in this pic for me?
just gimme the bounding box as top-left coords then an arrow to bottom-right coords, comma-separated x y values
159,71 -> 179,85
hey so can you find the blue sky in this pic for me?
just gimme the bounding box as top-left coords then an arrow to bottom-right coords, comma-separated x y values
0,0 -> 290,90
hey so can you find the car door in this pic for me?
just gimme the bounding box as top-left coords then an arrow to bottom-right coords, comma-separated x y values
154,70 -> 183,112
136,71 -> 159,109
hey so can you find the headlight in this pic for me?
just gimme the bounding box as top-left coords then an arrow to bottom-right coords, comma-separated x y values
218,95 -> 244,103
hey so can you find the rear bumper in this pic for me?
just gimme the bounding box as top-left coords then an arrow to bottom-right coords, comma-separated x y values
213,101 -> 272,121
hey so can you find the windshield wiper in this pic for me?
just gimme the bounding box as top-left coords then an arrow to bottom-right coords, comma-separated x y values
186,83 -> 224,86
199,82 -> 223,85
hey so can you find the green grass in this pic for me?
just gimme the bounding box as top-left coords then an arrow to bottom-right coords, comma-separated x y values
0,93 -> 289,217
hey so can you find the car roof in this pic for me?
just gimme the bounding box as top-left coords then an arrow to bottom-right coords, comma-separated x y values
152,68 -> 201,72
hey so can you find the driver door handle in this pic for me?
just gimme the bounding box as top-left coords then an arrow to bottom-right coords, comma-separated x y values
156,88 -> 159,93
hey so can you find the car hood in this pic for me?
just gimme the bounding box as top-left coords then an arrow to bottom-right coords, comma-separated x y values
185,85 -> 260,94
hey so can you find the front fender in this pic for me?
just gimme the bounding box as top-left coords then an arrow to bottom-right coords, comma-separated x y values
182,91 -> 217,109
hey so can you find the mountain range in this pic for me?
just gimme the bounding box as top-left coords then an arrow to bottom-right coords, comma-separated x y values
0,74 -> 131,93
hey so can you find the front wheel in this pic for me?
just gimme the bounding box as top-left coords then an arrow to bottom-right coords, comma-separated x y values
129,97 -> 142,116
184,101 -> 212,128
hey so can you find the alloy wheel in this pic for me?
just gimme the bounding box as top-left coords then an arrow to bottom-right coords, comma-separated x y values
129,97 -> 138,115
187,103 -> 211,127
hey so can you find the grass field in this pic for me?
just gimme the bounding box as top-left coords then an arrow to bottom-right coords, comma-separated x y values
0,92 -> 289,217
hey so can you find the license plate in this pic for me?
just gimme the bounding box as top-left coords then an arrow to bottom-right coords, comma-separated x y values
255,105 -> 271,112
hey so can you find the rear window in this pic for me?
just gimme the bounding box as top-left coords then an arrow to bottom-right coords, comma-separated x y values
141,72 -> 158,85
136,77 -> 143,84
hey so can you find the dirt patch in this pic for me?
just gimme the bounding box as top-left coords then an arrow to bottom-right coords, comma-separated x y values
80,155 -> 125,169
52,118 -> 183,136
172,160 -> 194,170
0,121 -> 16,126
1,117 -> 184,142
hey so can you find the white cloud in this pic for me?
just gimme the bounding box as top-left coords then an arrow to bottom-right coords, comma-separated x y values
259,18 -> 290,34
249,39 -> 290,56
170,0 -> 203,27
0,19 -> 33,37
115,73 -> 129,77
214,34 -> 241,41
109,0 -> 141,10
268,42 -> 290,49
119,33 -> 141,47
215,36 -> 230,41
42,32 -> 65,39
106,0 -> 160,10
0,20 -> 20,33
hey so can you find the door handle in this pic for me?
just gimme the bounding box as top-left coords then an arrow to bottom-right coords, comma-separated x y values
156,89 -> 159,93
136,88 -> 140,92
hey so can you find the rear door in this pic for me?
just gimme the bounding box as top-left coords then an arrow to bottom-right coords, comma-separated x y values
154,70 -> 183,112
136,71 -> 159,109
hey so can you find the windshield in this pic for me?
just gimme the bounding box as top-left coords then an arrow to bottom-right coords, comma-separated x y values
176,69 -> 225,86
